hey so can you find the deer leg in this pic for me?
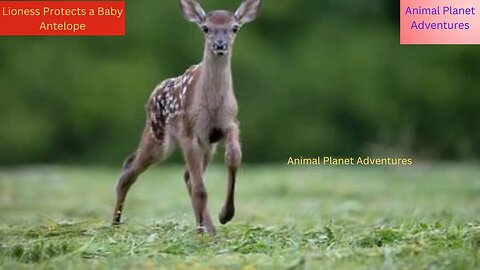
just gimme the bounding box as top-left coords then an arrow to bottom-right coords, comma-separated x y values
112,129 -> 164,225
184,148 -> 214,194
219,125 -> 241,224
181,139 -> 214,234
184,147 -> 216,234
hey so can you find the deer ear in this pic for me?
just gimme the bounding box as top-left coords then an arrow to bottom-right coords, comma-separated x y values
235,0 -> 262,25
179,0 -> 206,25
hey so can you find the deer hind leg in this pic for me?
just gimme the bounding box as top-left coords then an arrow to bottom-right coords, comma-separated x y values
219,124 -> 241,225
112,127 -> 166,225
183,146 -> 216,234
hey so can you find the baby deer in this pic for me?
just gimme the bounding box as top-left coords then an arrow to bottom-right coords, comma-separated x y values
112,0 -> 262,235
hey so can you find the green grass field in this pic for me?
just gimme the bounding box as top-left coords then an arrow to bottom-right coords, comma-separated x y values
0,164 -> 479,269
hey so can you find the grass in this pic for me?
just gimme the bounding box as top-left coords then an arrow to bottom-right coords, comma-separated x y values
0,164 -> 479,269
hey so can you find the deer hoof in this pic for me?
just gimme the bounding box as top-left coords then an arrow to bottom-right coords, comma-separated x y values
196,225 -> 208,234
196,225 -> 217,236
219,206 -> 235,225
111,217 -> 124,226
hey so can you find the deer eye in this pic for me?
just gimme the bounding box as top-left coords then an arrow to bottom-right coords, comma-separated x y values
201,26 -> 209,33
232,25 -> 239,33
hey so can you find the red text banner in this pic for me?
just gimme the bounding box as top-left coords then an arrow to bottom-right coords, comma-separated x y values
0,1 -> 125,36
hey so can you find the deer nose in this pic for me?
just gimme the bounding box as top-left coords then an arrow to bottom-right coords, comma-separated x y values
213,41 -> 228,51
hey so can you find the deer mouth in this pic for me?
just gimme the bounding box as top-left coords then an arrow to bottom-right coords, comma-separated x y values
212,44 -> 228,56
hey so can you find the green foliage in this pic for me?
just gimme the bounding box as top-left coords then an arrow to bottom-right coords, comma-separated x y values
0,0 -> 479,165
0,165 -> 479,268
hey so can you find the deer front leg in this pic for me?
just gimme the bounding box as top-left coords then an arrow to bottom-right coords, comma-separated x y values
181,139 -> 215,234
183,147 -> 216,234
219,124 -> 241,224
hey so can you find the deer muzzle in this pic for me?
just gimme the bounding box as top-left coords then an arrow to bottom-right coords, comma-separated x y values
212,41 -> 228,55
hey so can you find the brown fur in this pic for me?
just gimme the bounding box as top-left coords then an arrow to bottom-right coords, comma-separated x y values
207,11 -> 234,25
112,0 -> 261,235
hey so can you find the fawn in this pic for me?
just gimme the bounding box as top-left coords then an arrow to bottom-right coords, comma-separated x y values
112,0 -> 262,235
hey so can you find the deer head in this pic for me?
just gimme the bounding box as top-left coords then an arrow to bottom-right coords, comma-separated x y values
179,0 -> 262,56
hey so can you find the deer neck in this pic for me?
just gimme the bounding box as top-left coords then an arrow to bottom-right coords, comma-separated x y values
199,44 -> 233,95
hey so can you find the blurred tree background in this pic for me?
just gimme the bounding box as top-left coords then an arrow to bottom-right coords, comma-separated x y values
0,0 -> 478,165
